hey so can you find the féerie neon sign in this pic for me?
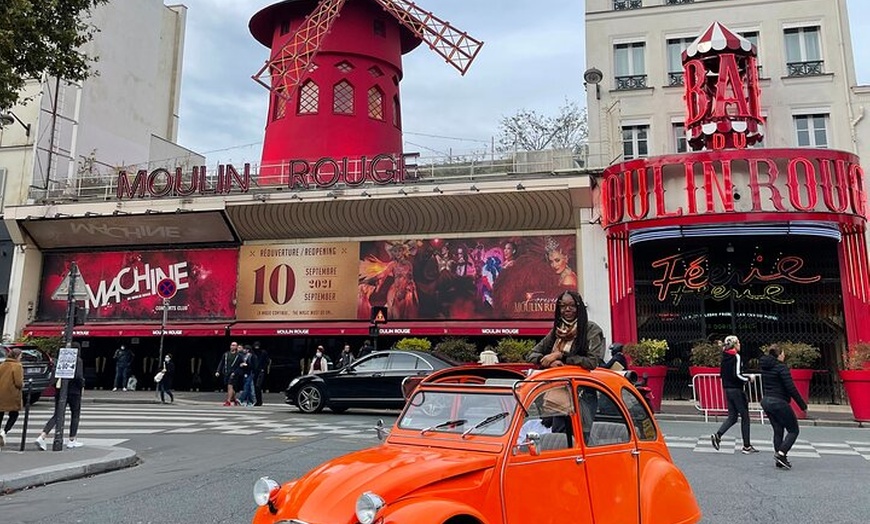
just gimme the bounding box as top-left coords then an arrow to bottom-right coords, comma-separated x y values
651,250 -> 822,305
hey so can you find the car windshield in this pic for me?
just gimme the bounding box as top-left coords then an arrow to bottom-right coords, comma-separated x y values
19,349 -> 48,363
399,390 -> 518,436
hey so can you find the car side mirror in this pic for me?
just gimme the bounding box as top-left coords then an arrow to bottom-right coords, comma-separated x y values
513,431 -> 541,456
375,419 -> 390,442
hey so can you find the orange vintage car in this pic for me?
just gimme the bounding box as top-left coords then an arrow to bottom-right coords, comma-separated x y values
252,365 -> 702,524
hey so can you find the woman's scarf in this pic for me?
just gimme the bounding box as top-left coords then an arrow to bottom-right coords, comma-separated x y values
553,319 -> 578,355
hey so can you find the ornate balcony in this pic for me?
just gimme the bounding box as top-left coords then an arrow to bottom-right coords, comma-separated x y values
787,60 -> 824,77
668,72 -> 684,86
615,75 -> 648,90
613,0 -> 642,10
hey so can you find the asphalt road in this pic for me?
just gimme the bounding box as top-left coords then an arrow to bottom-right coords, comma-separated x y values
1,409 -> 868,524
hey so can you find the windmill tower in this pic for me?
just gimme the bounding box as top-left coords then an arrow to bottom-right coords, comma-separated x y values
249,0 -> 482,171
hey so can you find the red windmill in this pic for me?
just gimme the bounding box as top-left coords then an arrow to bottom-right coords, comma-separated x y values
249,0 -> 483,176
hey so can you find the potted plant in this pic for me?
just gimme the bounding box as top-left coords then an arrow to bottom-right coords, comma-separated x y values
624,338 -> 668,412
762,341 -> 820,419
689,341 -> 721,375
493,337 -> 537,371
433,337 -> 479,364
840,342 -> 870,422
394,337 -> 432,352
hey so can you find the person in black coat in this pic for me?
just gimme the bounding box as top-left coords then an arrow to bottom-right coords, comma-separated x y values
603,343 -> 628,370
711,335 -> 758,454
157,354 -> 175,404
760,345 -> 808,470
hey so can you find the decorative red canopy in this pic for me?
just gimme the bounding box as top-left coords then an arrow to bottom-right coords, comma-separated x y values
683,21 -> 755,60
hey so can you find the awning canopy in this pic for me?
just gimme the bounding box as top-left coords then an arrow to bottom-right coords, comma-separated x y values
23,322 -> 230,338
229,321 -> 553,337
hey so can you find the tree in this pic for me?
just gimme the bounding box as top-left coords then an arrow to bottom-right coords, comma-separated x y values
496,100 -> 588,153
0,0 -> 107,110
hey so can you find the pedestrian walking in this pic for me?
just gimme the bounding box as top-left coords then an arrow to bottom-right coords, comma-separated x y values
309,346 -> 330,374
253,341 -> 269,406
760,344 -> 808,470
113,344 -> 134,391
711,335 -> 759,454
0,347 -> 24,448
156,353 -> 175,404
237,345 -> 257,406
358,340 -> 374,358
36,354 -> 85,450
215,341 -> 241,406
338,344 -> 355,369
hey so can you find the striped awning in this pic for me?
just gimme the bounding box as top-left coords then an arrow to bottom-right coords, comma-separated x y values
683,22 -> 755,60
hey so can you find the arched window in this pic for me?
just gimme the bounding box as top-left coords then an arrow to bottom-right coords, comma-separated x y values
333,80 -> 354,114
272,87 -> 287,121
368,87 -> 384,120
393,95 -> 401,128
298,80 -> 319,115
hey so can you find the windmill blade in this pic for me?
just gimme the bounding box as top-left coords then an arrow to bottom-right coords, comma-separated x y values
252,0 -> 349,99
373,0 -> 483,75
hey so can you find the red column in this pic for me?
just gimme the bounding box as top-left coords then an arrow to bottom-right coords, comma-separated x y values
607,226 -> 637,344
838,224 -> 870,344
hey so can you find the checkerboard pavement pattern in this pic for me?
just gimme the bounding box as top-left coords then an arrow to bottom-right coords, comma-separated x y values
664,435 -> 870,461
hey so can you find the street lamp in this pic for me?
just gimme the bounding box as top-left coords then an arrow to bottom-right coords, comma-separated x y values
583,67 -> 603,101
0,111 -> 31,137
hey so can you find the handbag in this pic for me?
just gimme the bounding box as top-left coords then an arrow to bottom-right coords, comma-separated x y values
154,371 -> 165,383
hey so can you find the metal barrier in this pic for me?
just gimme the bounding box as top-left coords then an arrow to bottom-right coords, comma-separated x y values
691,373 -> 765,424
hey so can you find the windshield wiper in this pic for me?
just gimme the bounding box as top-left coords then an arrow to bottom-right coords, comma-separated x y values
461,412 -> 510,438
420,419 -> 467,435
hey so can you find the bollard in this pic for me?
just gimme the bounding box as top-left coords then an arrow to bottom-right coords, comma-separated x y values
19,379 -> 33,452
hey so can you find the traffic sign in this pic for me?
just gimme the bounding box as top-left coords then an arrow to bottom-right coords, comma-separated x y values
55,347 -> 79,379
371,306 -> 388,324
156,278 -> 178,300
51,271 -> 90,301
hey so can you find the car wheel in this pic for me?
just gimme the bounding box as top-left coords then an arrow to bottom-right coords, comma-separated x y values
329,406 -> 348,414
296,384 -> 326,413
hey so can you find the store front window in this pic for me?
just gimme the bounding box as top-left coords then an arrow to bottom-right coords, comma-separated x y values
632,236 -> 844,401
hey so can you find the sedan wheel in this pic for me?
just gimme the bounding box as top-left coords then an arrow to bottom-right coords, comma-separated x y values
296,384 -> 325,413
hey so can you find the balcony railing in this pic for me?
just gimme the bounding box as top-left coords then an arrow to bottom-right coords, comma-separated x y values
667,72 -> 683,86
613,0 -> 642,10
787,60 -> 824,77
615,74 -> 648,90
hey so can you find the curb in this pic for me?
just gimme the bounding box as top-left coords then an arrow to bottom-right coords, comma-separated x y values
0,447 -> 138,494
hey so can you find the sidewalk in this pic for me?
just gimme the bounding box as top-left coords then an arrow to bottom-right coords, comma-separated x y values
0,390 -> 865,495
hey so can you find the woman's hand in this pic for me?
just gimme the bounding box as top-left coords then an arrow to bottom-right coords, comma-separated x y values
540,353 -> 562,368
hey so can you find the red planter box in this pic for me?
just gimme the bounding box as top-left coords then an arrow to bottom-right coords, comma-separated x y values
789,368 -> 814,419
632,365 -> 668,413
840,369 -> 870,422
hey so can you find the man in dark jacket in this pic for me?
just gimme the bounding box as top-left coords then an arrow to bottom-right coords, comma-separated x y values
253,341 -> 269,406
711,335 -> 759,454
113,345 -> 134,391
760,345 -> 808,470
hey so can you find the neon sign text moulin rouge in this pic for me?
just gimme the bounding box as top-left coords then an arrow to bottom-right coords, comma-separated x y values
115,153 -> 420,200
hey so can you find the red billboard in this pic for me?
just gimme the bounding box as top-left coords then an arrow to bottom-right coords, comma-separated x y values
37,248 -> 238,321
359,234 -> 577,321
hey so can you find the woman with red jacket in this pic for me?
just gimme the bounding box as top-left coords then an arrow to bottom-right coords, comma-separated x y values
759,344 -> 808,470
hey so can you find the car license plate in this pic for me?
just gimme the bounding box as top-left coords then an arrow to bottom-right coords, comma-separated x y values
25,367 -> 44,375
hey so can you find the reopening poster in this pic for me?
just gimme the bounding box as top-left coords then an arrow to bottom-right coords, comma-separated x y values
358,234 -> 577,320
236,242 -> 360,320
38,248 -> 239,321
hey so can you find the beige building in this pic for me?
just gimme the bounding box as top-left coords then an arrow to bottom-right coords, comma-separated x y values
0,1 -> 197,338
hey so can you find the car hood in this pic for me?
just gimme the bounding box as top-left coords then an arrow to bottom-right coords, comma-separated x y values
276,444 -> 497,521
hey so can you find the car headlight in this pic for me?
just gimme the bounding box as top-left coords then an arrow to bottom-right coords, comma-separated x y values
253,476 -> 280,507
355,492 -> 385,524
287,377 -> 301,390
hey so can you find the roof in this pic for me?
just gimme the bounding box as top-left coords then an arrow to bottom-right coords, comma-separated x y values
683,21 -> 756,60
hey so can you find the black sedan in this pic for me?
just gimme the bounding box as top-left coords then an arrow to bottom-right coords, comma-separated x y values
285,350 -> 455,413
1,344 -> 54,404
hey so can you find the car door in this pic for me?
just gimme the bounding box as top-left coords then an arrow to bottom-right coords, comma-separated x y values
327,353 -> 390,405
502,383 -> 594,524
576,380 -> 640,524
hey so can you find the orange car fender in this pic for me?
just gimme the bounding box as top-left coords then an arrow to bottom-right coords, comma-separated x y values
382,498 -> 491,524
639,457 -> 702,524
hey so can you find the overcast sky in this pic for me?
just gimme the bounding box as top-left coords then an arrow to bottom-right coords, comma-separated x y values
175,0 -> 870,165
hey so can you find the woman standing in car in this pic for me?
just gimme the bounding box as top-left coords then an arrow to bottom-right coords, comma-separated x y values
760,344 -> 807,470
0,347 -> 24,447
